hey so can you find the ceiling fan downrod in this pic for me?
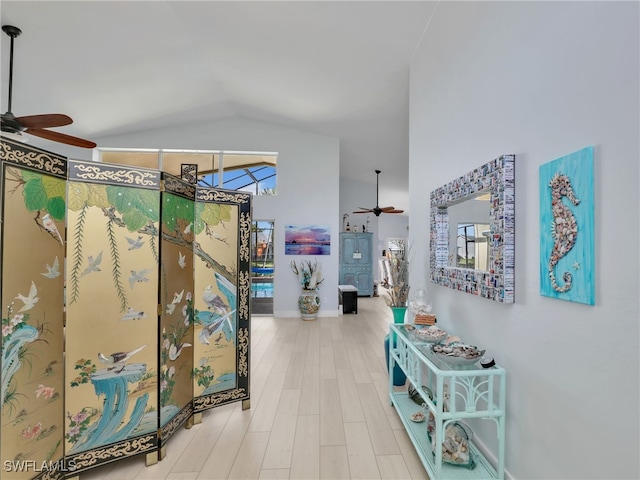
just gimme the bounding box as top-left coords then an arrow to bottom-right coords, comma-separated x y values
2,25 -> 22,115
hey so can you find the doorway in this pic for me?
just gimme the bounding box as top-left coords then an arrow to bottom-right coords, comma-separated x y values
251,220 -> 274,315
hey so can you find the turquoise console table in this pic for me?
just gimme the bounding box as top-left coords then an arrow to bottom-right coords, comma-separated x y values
388,324 -> 506,480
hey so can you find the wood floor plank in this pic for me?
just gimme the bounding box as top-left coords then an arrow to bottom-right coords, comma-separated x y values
258,468 -> 290,479
319,378 -> 345,446
262,388 -> 300,469
247,372 -> 286,432
195,410 -> 252,479
376,454 -> 413,480
227,431 -> 270,479
172,408 -> 235,473
344,422 -> 381,479
298,364 -> 320,415
392,429 -> 429,479
356,383 -> 401,455
283,350 -> 306,389
320,445 -> 350,480
336,368 -> 365,423
289,414 -> 320,479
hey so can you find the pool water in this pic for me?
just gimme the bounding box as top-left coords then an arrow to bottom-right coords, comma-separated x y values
251,282 -> 274,298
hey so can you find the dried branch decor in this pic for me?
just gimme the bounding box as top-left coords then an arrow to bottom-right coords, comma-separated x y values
385,241 -> 410,307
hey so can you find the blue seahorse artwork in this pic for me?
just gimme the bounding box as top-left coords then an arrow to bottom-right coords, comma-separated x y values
539,146 -> 595,305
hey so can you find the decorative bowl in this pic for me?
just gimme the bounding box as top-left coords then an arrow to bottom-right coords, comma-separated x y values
410,325 -> 448,344
410,411 -> 426,423
430,343 -> 485,366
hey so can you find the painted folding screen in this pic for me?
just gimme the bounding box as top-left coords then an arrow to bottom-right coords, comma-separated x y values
64,160 -> 160,473
0,139 -> 67,480
192,187 -> 251,412
158,173 -> 195,451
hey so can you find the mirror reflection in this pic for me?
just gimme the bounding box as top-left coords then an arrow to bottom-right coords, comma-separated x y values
446,192 -> 490,270
456,223 -> 490,269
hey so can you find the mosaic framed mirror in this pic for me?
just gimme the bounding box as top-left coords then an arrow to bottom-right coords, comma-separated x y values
429,154 -> 515,303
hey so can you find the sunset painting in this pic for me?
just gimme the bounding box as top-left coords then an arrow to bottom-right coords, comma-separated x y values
285,224 -> 331,255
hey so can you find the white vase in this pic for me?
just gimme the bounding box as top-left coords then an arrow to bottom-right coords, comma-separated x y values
298,290 -> 320,321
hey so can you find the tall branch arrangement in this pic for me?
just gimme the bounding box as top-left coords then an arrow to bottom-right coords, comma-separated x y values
291,259 -> 324,291
385,241 -> 410,307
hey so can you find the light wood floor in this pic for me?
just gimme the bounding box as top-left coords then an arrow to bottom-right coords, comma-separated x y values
80,295 -> 428,480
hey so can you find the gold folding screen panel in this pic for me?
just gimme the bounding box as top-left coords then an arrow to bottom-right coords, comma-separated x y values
0,141 -> 67,480
64,160 -> 161,472
0,139 -> 252,479
158,174 -> 195,451
193,188 -> 251,412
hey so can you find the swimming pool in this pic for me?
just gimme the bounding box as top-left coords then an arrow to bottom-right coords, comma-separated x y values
251,282 -> 274,298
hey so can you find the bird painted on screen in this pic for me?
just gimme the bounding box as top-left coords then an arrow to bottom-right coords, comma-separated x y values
178,251 -> 186,269
41,256 -> 60,279
183,222 -> 192,235
129,269 -> 153,289
98,344 -> 146,371
120,307 -> 146,321
126,235 -> 144,251
198,309 -> 234,345
202,285 -> 229,315
41,214 -> 63,244
165,289 -> 184,315
15,281 -> 39,312
80,251 -> 103,277
168,342 -> 192,361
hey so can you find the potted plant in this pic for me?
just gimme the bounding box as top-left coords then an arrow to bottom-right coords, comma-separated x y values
291,259 -> 324,320
383,241 -> 410,386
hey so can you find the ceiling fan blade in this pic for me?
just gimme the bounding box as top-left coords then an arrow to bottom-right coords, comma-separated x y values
26,128 -> 96,149
379,206 -> 397,211
386,209 -> 404,214
17,114 -> 73,129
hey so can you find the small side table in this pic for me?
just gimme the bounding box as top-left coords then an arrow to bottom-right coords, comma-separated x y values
338,285 -> 358,314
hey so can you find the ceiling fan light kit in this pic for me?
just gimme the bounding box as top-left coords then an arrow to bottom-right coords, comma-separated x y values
353,169 -> 404,217
1,25 -> 96,148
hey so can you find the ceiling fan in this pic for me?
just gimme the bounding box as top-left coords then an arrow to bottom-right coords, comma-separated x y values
1,25 -> 96,148
353,169 -> 404,217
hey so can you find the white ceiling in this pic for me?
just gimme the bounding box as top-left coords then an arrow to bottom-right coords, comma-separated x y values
1,1 -> 437,213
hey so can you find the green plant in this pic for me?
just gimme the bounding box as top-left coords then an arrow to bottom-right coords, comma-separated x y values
70,358 -> 96,387
191,364 -> 215,389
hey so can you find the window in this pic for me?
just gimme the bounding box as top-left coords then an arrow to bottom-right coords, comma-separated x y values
99,149 -> 277,195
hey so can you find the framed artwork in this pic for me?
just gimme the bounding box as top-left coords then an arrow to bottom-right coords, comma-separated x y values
539,146 -> 595,305
285,225 -> 331,255
181,163 -> 198,184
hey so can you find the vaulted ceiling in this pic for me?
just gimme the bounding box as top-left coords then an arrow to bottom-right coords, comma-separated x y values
1,1 -> 437,214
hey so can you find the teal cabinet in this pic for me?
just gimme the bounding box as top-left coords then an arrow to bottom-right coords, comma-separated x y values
339,232 -> 373,296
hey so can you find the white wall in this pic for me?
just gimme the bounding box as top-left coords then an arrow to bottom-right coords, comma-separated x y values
79,117 -> 341,317
409,2 -> 639,479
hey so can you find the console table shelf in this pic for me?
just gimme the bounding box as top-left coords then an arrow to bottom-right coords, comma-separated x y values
388,324 -> 506,480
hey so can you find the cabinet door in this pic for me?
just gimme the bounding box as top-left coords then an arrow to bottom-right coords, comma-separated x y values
341,233 -> 371,266
342,271 -> 357,287
356,271 -> 372,296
